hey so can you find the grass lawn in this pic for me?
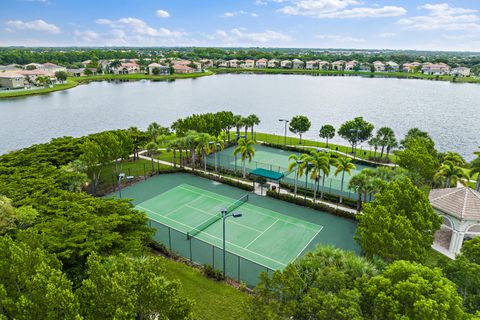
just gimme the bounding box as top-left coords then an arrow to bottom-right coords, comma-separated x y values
158,254 -> 250,320
73,71 -> 213,82
0,79 -> 78,98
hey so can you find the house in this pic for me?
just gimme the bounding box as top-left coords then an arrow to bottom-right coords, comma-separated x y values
228,59 -> 239,68
148,63 -> 170,75
67,68 -> 84,77
39,63 -> 67,73
292,59 -> 304,69
17,69 -> 53,82
305,61 -> 318,70
0,74 -> 25,89
422,62 -> 450,75
385,61 -> 399,72
98,60 -> 111,70
244,59 -> 255,68
111,62 -> 141,75
267,59 -> 279,68
318,61 -> 330,70
200,59 -> 213,68
81,60 -> 92,67
23,63 -> 42,70
173,64 -> 196,74
217,60 -> 228,68
373,61 -> 385,72
332,60 -> 345,70
345,60 -> 358,71
255,59 -> 267,69
0,64 -> 21,72
429,187 -> 480,259
451,67 -> 471,77
359,63 -> 371,72
402,62 -> 422,73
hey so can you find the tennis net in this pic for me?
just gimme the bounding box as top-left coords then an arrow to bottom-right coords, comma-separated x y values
187,194 -> 249,239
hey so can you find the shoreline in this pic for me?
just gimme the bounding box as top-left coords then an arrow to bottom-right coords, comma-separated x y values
0,71 -> 213,99
1,68 -> 478,99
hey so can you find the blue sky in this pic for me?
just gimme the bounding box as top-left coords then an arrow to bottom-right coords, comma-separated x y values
2,0 -> 480,51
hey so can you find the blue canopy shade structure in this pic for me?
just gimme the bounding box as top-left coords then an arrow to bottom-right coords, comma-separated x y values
250,168 -> 284,181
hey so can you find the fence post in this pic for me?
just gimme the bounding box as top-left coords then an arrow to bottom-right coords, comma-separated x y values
168,228 -> 172,250
238,256 -> 241,282
189,238 -> 192,262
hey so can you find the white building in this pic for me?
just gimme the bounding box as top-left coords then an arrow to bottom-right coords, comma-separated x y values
292,59 -> 304,69
450,67 -> 471,77
280,60 -> 292,68
244,59 -> 255,68
267,59 -> 279,68
305,61 -> 318,70
386,61 -> 399,72
422,63 -> 450,75
255,59 -> 267,69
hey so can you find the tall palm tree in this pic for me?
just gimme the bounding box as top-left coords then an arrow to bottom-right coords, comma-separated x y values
444,151 -> 465,166
376,127 -> 396,158
195,133 -> 212,172
385,138 -> 398,160
471,156 -> 480,191
145,141 -> 158,175
233,115 -> 244,141
211,135 -> 225,172
368,136 -> 381,159
247,114 -> 261,140
435,161 -> 468,188
320,153 -> 338,199
233,138 -> 256,178
184,131 -> 198,170
348,170 -> 372,211
167,138 -> 180,168
306,151 -> 330,203
288,153 -> 308,197
334,157 -> 356,203
147,122 -> 161,141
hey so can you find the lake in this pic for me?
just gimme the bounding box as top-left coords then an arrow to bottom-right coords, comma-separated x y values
0,74 -> 478,159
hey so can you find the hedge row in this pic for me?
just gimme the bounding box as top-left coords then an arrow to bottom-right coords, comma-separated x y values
266,189 -> 358,221
189,170 -> 255,192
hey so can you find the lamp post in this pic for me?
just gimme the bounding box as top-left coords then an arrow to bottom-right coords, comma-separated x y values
279,119 -> 289,146
221,209 -> 242,277
118,173 -> 125,198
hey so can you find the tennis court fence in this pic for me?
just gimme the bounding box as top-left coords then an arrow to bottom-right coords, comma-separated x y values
149,218 -> 274,287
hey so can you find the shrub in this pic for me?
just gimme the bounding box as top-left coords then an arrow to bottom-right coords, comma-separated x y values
202,264 -> 225,281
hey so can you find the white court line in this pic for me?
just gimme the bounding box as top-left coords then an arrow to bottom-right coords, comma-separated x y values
178,184 -> 321,232
184,204 -> 264,233
137,205 -> 287,267
245,219 -> 279,249
293,225 -> 324,261
163,196 -> 205,217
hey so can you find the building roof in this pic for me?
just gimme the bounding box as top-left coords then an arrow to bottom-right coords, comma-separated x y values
429,187 -> 480,220
148,63 -> 162,67
0,73 -> 25,79
250,168 -> 284,181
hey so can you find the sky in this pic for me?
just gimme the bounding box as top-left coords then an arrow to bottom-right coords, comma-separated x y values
1,0 -> 480,51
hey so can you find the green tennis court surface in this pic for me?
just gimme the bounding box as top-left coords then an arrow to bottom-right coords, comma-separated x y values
136,184 -> 323,270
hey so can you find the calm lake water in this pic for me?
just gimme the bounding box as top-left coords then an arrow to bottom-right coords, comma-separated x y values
0,74 -> 478,159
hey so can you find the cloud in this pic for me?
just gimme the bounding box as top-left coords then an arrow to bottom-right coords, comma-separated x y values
378,32 -> 396,38
95,17 -> 185,38
221,10 -> 259,18
279,0 -> 406,18
212,28 -> 291,45
5,19 -> 60,34
398,3 -> 480,32
156,10 -> 170,18
315,34 -> 365,42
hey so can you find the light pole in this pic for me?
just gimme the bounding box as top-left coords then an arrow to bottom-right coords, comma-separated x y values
222,209 -> 242,277
279,119 -> 289,146
118,173 -> 125,198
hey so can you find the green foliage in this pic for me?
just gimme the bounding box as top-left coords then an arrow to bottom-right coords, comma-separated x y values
289,115 -> 311,143
362,260 -> 468,320
246,245 -> 377,320
234,138 -> 256,178
202,265 -> 225,281
319,124 -> 335,147
0,196 -> 38,235
76,253 -> 194,320
355,178 -> 442,262
54,70 -> 68,82
338,117 -> 374,152
171,111 -> 234,137
461,237 -> 480,265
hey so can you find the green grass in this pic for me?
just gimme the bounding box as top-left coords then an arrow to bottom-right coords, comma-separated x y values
158,254 -> 250,320
73,71 -> 213,82
213,68 -> 480,84
0,79 -> 79,98
251,132 -> 395,162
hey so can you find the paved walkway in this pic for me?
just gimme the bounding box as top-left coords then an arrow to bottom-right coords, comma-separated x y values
138,150 -> 359,215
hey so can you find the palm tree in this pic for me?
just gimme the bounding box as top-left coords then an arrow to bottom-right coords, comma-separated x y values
435,161 -> 468,188
233,138 -> 256,178
444,151 -> 465,166
195,133 -> 212,172
334,157 -> 356,203
184,131 -> 198,170
167,138 -> 180,168
368,136 -> 381,159
145,141 -> 158,175
211,135 -> 225,172
306,151 -> 330,203
471,156 -> 480,191
147,122 -> 161,140
348,170 -> 372,211
385,138 -> 398,160
376,127 -> 396,158
233,115 -> 244,141
288,153 -> 308,197
247,114 -> 261,140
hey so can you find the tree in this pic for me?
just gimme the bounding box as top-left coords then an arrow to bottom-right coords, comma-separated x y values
196,132 -> 212,172
246,114 -> 261,140
470,153 -> 480,191
348,170 -> 371,211
79,139 -> 109,196
289,115 -> 311,144
368,136 -> 380,159
435,160 -> 468,188
0,235 -> 81,319
287,153 -> 308,197
233,138 -> 256,178
54,71 -> 68,83
375,127 -> 396,158
355,178 -> 442,262
152,67 -> 160,75
58,159 -> 89,192
400,127 -> 432,148
232,115 -> 244,141
362,260 -> 467,320
461,237 -> 480,265
444,151 -> 465,166
246,245 -> 377,320
319,124 -> 335,148
210,135 -> 225,172
338,117 -> 374,154
145,141 -> 159,175
147,122 -> 162,140
306,151 -> 331,203
0,196 -> 37,235
334,157 -> 356,204
76,253 -> 194,320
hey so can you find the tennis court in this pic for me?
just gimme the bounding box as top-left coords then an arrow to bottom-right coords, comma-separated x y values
136,183 -> 323,270
207,144 -> 371,199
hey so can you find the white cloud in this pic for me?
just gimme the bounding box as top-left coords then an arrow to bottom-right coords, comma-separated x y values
213,28 -> 291,45
221,10 -> 258,18
315,34 -> 365,42
279,0 -> 406,18
156,10 -> 170,18
398,3 -> 480,32
378,32 -> 396,38
95,17 -> 185,38
5,19 -> 60,34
